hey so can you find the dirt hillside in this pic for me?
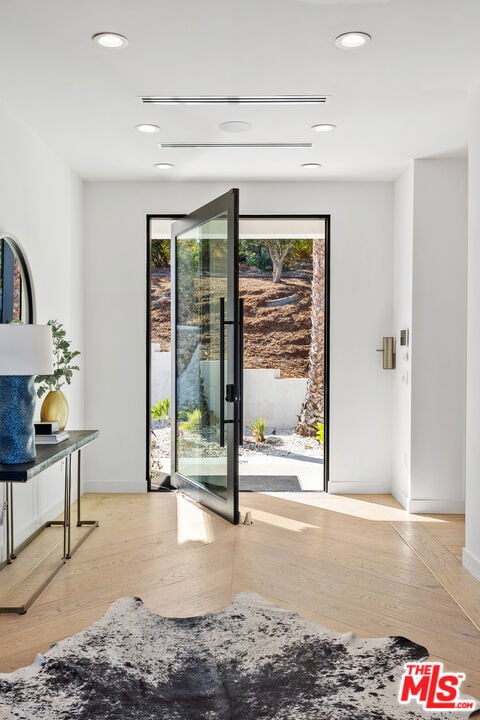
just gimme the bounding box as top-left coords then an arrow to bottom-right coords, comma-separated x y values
150,271 -> 314,378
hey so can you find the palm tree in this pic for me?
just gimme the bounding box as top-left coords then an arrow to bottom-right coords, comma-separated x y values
296,238 -> 325,436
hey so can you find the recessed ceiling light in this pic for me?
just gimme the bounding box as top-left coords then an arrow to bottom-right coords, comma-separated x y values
311,123 -> 336,132
219,121 -> 252,133
135,124 -> 161,134
335,31 -> 371,48
154,163 -> 174,170
301,163 -> 322,169
92,32 -> 129,49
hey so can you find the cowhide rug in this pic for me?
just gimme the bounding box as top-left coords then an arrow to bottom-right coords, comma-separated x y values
0,593 -> 476,719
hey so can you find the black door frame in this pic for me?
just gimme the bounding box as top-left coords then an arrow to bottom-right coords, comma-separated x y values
146,212 -> 331,493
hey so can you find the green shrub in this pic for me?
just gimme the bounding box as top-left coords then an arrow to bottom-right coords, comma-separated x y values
180,408 -> 202,432
151,239 -> 170,268
151,398 -> 170,422
288,238 -> 313,263
250,417 -> 268,443
316,422 -> 324,445
239,240 -> 272,271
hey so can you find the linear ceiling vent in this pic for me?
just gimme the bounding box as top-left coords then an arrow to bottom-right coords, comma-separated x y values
158,142 -> 313,149
141,95 -> 328,105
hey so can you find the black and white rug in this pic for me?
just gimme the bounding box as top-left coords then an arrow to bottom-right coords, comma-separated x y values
0,593 -> 476,719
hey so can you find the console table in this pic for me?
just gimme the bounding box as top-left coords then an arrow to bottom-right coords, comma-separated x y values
0,430 -> 99,614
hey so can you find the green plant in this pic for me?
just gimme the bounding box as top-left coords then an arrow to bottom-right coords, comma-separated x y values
239,240 -> 272,272
151,398 -> 170,422
316,422 -> 325,445
35,320 -> 80,399
286,238 -> 313,265
250,417 -> 267,443
150,239 -> 170,268
180,407 -> 202,432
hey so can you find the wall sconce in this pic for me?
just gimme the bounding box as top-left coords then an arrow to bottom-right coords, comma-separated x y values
376,337 -> 395,370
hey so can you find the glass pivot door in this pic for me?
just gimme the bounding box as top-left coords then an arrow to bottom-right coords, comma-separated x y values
171,189 -> 241,524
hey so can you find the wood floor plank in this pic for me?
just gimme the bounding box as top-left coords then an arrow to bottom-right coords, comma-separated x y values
1,491 -> 479,702
393,522 -> 480,632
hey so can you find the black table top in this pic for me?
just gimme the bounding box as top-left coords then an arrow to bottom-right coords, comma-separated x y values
0,430 -> 99,482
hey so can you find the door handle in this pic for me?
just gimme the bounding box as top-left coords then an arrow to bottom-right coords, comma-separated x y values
219,297 -> 226,447
237,298 -> 244,446
219,297 -> 243,448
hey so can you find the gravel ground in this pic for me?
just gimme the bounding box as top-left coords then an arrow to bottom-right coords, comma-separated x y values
240,430 -> 322,459
151,425 -> 323,460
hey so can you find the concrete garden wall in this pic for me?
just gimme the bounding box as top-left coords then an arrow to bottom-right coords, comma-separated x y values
151,345 -> 307,429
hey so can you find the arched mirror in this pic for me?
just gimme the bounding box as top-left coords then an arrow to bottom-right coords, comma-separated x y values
0,236 -> 35,323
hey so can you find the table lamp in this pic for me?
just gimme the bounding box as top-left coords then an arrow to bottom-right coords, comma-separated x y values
0,324 -> 53,464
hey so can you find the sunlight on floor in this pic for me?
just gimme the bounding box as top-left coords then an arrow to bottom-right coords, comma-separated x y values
248,491 -> 450,524
239,506 -> 319,533
176,494 -> 215,545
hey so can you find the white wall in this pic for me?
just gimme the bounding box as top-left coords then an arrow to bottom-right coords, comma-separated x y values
392,165 -> 414,507
392,159 -> 468,515
410,159 -> 468,513
151,344 -> 170,404
84,181 -> 394,494
0,96 -> 84,558
240,369 -> 306,429
465,82 -> 480,580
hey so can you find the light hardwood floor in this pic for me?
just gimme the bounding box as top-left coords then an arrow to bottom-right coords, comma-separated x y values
1,491 -> 479,700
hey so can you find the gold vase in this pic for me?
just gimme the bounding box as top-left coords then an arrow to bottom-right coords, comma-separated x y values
40,389 -> 69,431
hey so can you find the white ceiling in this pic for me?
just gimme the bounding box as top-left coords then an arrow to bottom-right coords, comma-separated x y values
0,0 -> 477,182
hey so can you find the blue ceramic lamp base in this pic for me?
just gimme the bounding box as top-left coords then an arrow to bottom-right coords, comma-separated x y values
0,376 -> 36,464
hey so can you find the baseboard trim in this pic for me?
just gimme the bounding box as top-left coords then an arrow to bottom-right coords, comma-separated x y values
7,497 -> 65,553
84,482 -> 147,494
327,480 -> 391,495
391,486 -> 408,510
407,498 -> 465,514
463,547 -> 480,581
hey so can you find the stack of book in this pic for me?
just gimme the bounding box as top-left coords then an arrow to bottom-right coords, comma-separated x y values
34,422 -> 69,445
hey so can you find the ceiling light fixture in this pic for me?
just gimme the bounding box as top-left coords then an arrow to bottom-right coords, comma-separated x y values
219,121 -> 252,133
92,32 -> 129,48
158,142 -> 312,149
142,95 -> 327,105
335,31 -> 371,48
311,123 -> 336,132
154,163 -> 174,170
135,124 -> 161,134
301,163 -> 322,169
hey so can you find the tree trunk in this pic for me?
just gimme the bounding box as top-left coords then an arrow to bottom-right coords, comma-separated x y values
296,238 -> 325,436
272,257 -> 283,283
264,239 -> 294,283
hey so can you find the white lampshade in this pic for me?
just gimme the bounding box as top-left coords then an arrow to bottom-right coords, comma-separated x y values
0,324 -> 53,376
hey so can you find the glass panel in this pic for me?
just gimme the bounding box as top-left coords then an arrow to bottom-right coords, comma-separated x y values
175,212 -> 228,499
